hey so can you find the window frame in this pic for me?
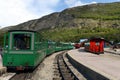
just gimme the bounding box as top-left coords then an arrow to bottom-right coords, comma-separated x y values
9,32 -> 34,51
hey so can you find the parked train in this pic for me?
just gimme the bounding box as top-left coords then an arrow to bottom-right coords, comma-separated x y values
74,43 -> 80,49
2,30 -> 73,70
84,37 -> 104,54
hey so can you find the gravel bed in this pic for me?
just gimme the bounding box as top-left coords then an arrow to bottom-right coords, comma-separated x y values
31,51 -> 63,80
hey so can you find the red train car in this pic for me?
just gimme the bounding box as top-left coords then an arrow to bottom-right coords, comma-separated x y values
84,38 -> 104,54
74,43 -> 80,49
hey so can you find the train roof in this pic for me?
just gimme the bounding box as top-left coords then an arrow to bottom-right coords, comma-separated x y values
89,37 -> 104,40
88,37 -> 113,45
8,30 -> 36,33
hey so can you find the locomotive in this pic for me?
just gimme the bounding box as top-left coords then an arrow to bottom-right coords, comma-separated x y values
2,30 -> 73,70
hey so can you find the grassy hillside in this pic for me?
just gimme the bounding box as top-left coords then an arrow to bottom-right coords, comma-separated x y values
40,27 -> 120,43
39,2 -> 120,43
63,2 -> 120,20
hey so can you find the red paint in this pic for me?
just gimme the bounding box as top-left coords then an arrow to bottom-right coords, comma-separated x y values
85,38 -> 104,54
74,43 -> 80,49
16,66 -> 24,70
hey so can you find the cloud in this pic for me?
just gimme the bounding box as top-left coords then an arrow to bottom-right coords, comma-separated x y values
64,0 -> 84,7
0,0 -> 60,27
91,1 -> 97,4
28,0 -> 60,16
0,0 -> 36,27
0,0 -> 98,28
64,0 -> 97,7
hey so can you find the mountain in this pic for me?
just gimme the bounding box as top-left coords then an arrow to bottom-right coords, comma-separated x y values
0,2 -> 120,43
1,2 -> 120,31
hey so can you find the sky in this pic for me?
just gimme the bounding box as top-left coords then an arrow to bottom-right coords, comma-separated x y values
0,0 -> 120,28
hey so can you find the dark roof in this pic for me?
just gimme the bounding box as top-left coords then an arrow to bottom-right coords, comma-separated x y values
89,37 -> 104,40
8,30 -> 36,33
89,37 -> 113,45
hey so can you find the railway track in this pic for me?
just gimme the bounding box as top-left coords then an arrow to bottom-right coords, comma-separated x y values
0,63 -> 44,80
0,73 -> 16,80
53,51 -> 86,80
5,62 -> 44,80
9,72 -> 32,80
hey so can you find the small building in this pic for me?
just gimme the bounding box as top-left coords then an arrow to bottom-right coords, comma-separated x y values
80,39 -> 88,43
85,37 -> 104,54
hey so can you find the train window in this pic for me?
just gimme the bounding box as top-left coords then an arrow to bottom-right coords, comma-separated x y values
12,34 -> 31,50
96,42 -> 100,46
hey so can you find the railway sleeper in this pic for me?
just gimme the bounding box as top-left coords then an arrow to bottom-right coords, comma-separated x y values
61,72 -> 73,78
59,65 -> 67,68
53,60 -> 58,64
59,63 -> 66,66
53,65 -> 58,69
62,73 -> 72,76
59,61 -> 64,63
60,69 -> 70,73
54,73 -> 60,76
58,58 -> 62,60
54,69 -> 60,76
53,77 -> 62,80
54,70 -> 59,73
59,64 -> 65,66
59,61 -> 64,64
60,67 -> 69,71
53,62 -> 58,65
63,77 -> 74,80
59,66 -> 67,70
62,74 -> 74,80
61,70 -> 70,73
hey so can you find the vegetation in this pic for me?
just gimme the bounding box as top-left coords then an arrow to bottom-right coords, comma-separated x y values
40,27 -> 120,43
39,2 -> 120,43
64,2 -> 120,20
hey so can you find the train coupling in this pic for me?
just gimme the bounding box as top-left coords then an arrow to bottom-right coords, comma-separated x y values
16,66 -> 25,70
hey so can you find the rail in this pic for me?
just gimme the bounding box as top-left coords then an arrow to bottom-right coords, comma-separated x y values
53,51 -> 83,80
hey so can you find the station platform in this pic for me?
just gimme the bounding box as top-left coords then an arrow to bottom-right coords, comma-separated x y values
104,48 -> 120,55
67,48 -> 120,80
0,54 -> 7,76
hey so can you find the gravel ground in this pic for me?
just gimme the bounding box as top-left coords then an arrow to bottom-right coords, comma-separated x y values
32,51 -> 62,80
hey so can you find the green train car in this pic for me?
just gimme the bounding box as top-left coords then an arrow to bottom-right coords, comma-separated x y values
46,41 -> 56,55
2,30 -> 73,70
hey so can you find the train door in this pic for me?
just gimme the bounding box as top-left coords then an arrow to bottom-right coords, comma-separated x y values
90,40 -> 95,52
95,41 -> 100,53
99,40 -> 104,53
